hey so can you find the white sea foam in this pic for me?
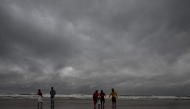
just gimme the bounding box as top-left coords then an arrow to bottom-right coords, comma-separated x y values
0,93 -> 189,100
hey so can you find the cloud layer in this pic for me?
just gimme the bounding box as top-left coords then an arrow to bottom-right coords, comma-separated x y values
0,0 -> 190,96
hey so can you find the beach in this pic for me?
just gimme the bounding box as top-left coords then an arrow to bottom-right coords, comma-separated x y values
0,99 -> 190,109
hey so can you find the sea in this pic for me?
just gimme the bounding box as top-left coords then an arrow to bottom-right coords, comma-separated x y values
0,93 -> 190,100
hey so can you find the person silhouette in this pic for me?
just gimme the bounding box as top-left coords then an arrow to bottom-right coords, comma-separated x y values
50,87 -> 56,107
37,89 -> 43,107
100,90 -> 106,106
109,88 -> 118,108
93,90 -> 99,107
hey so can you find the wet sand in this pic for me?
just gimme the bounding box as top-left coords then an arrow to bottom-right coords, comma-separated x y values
0,99 -> 190,109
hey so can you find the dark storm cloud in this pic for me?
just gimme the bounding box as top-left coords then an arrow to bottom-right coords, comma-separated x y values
0,0 -> 190,96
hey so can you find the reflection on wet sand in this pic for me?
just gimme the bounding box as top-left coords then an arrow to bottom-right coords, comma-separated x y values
112,105 -> 116,109
94,105 -> 105,109
37,106 -> 43,109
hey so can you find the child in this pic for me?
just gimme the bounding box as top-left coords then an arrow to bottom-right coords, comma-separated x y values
37,89 -> 43,106
97,96 -> 101,108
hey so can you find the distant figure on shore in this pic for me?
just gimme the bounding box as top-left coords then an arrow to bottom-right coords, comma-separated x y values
50,87 -> 56,107
37,89 -> 43,106
100,90 -> 106,106
109,88 -> 118,108
93,90 -> 99,107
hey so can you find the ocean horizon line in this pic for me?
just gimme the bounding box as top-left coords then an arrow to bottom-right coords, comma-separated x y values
0,93 -> 190,100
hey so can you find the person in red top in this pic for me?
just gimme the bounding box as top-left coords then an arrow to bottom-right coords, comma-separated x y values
100,90 -> 106,106
37,89 -> 43,106
93,90 -> 99,107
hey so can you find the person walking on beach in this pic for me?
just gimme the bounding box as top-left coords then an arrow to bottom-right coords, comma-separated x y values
37,89 -> 43,106
93,90 -> 99,107
109,88 -> 118,108
50,87 -> 56,107
100,90 -> 106,106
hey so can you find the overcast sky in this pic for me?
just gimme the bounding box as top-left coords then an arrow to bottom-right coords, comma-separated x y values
0,0 -> 190,96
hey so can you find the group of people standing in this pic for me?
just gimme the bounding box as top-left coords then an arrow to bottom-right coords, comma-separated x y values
93,90 -> 106,107
37,87 -> 118,108
93,88 -> 118,108
37,87 -> 56,107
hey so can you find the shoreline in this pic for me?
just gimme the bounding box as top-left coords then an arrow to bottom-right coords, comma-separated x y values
0,99 -> 190,108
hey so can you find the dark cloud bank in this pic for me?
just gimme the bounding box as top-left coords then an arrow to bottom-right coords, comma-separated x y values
0,0 -> 190,96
